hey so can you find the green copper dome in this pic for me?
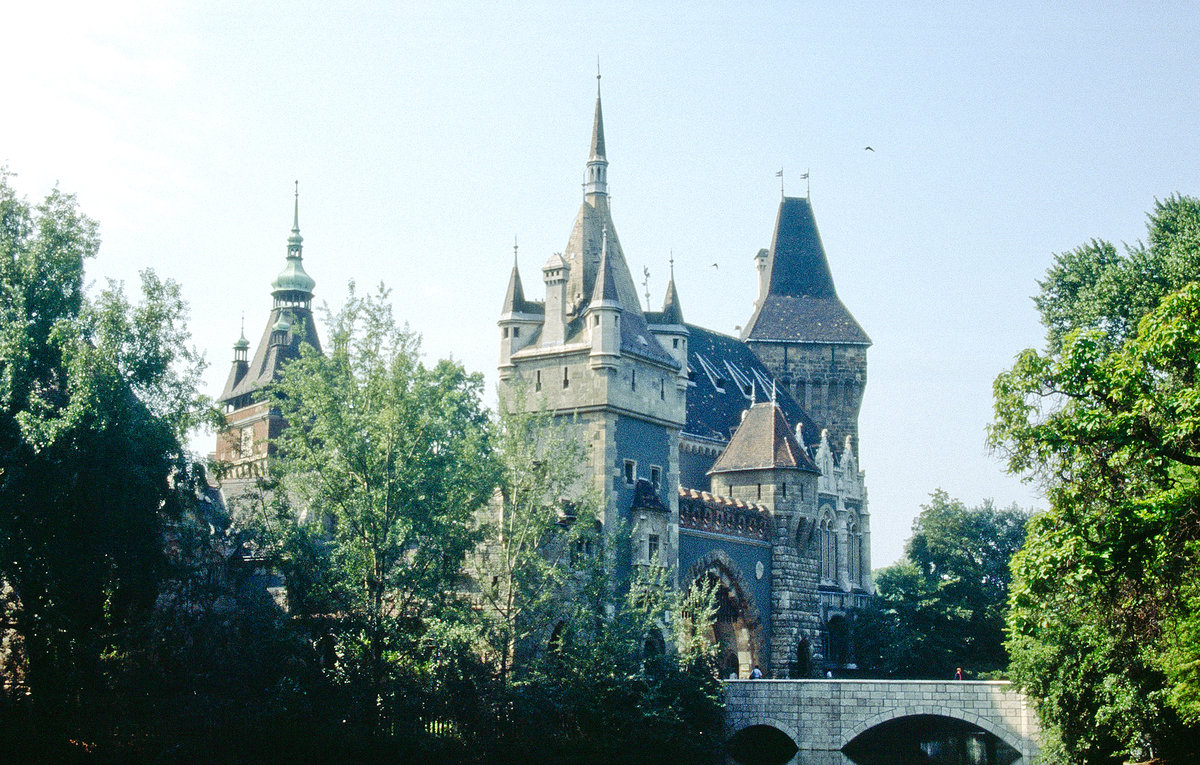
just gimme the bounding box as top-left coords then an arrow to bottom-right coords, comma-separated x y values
233,333 -> 250,351
271,256 -> 316,295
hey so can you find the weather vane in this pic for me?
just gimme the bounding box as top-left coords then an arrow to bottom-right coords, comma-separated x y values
642,266 -> 651,310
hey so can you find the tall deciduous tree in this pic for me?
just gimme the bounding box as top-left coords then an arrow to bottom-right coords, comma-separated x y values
853,491 -> 1027,679
267,283 -> 494,732
0,171 -> 208,708
991,195 -> 1200,763
467,385 -> 596,680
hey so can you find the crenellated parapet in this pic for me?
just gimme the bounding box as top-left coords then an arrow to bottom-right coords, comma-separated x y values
678,487 -> 772,541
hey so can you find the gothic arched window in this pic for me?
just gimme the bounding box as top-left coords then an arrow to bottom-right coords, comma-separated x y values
819,509 -> 837,582
846,516 -> 860,585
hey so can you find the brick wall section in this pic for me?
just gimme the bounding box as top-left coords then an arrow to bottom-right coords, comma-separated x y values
723,679 -> 1041,763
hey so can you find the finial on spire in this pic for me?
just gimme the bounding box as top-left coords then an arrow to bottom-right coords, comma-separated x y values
642,266 -> 651,310
513,235 -> 519,266
292,180 -> 300,231
596,56 -> 601,94
669,249 -> 675,279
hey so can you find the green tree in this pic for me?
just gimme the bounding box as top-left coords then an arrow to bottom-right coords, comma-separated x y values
467,385 -> 596,681
266,283 -> 494,737
854,491 -> 1027,679
0,173 -> 208,712
991,195 -> 1200,762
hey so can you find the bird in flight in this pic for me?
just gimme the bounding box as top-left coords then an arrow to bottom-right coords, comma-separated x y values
864,146 -> 875,152
711,262 -> 719,269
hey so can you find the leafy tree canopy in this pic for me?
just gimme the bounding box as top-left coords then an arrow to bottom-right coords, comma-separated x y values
854,490 -> 1027,679
991,194 -> 1200,763
0,170 -> 208,708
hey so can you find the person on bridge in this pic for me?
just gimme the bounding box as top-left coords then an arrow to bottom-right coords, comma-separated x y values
750,665 -> 764,679
955,667 -> 963,681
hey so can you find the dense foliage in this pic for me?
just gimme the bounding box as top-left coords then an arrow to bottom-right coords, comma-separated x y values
0,171 -> 209,718
0,180 -> 723,763
854,491 -> 1027,679
991,195 -> 1200,763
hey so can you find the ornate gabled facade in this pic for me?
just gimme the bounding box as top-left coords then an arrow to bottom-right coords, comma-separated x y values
500,83 -> 873,678
215,186 -> 322,487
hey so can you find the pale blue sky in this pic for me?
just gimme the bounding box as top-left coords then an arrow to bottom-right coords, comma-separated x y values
4,1 -> 1198,565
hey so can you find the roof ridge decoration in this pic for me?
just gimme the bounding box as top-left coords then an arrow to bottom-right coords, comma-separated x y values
709,401 -> 820,475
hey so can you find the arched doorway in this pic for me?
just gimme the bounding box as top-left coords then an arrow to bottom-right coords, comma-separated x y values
689,559 -> 762,679
825,614 -> 851,667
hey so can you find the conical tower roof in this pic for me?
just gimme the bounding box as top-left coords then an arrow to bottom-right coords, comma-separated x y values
743,197 -> 869,345
660,265 -> 684,324
709,402 -> 819,475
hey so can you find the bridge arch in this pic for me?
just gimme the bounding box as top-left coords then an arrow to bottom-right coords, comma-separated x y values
725,722 -> 799,764
842,705 -> 1025,755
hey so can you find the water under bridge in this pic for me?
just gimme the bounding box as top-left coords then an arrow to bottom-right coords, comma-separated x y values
724,679 -> 1041,763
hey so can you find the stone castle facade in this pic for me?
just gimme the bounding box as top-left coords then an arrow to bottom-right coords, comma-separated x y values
215,86 -> 873,679
496,83 -> 873,678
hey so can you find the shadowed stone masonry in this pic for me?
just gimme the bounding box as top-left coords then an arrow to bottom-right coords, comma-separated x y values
724,679 -> 1041,762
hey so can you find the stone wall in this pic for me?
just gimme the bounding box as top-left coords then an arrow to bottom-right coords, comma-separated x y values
724,679 -> 1040,763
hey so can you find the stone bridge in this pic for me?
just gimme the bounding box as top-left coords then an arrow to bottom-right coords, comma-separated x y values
724,679 -> 1040,763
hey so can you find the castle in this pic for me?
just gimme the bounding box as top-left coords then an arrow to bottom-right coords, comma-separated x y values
216,85 -> 873,678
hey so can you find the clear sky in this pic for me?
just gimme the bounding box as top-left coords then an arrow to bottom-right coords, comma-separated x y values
4,1 -> 1198,566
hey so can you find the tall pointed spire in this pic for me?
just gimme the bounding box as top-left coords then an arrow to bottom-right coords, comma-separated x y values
590,226 -> 620,306
273,181 -> 316,308
585,68 -> 608,197
287,180 -> 303,253
661,253 -> 684,325
501,237 -> 530,315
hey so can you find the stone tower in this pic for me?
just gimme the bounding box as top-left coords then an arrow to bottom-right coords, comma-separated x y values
742,198 -> 871,458
708,402 -> 824,677
216,186 -> 322,482
497,79 -> 685,579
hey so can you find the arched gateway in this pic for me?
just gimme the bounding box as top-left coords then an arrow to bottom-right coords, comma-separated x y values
687,552 -> 764,678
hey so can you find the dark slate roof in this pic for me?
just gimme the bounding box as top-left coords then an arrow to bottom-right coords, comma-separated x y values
710,402 -> 819,475
743,197 -> 870,345
590,237 -> 620,304
590,89 -> 606,160
501,263 -> 538,315
681,324 -> 819,449
660,276 -> 684,325
631,479 -> 668,513
219,307 -> 322,405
